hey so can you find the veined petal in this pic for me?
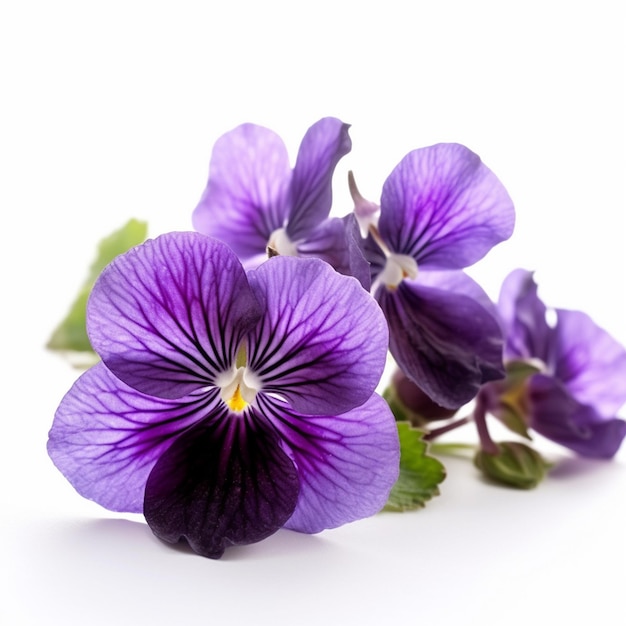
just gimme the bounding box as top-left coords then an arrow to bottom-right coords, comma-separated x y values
378,272 -> 505,409
143,410 -> 299,559
257,393 -> 399,533
378,144 -> 514,269
192,124 -> 292,259
527,374 -> 626,458
497,269 -> 553,363
47,362 -> 220,513
297,217 -> 371,290
247,256 -> 388,416
553,309 -> 626,417
286,117 -> 351,241
88,232 -> 262,399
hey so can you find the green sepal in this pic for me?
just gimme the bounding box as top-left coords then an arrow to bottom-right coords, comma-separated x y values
384,421 -> 446,511
474,441 -> 551,489
496,360 -> 543,439
46,219 -> 148,358
382,384 -> 412,422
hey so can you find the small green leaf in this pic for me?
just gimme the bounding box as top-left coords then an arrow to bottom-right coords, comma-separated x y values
474,441 -> 551,489
384,421 -> 446,512
47,218 -> 148,357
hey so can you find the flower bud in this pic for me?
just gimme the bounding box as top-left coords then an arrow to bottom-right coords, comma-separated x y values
383,368 -> 458,425
474,441 -> 550,489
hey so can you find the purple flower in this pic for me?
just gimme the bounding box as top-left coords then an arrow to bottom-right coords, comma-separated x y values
351,144 -> 515,409
47,232 -> 399,558
192,117 -> 357,273
485,269 -> 626,458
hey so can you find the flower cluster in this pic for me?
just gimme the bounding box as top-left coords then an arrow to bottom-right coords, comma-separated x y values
48,117 -> 626,558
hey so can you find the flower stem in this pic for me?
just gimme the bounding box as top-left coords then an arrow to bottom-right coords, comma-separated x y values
473,390 -> 499,455
423,415 -> 472,441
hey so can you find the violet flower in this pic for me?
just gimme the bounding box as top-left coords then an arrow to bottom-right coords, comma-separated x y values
47,232 -> 399,558
480,269 -> 626,458
350,143 -> 515,409
191,117 -> 366,282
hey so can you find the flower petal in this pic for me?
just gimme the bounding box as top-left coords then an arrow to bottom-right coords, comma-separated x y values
527,374 -> 626,458
192,124 -> 292,259
378,143 -> 514,269
378,271 -> 505,408
553,309 -> 626,417
47,362 -> 219,512
88,232 -> 262,399
143,410 -> 299,559
257,393 -> 399,533
297,216 -> 371,290
497,269 -> 553,362
247,256 -> 388,415
286,117 -> 351,241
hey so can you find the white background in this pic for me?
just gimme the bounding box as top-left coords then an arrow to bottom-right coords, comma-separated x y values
1,1 -> 624,625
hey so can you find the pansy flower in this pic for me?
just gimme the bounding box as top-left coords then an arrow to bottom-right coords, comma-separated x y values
480,269 -> 626,458
47,232 -> 399,558
350,143 -> 515,409
191,116 -> 368,283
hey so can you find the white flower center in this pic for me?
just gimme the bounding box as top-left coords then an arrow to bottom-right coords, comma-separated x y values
378,254 -> 418,288
268,227 -> 298,257
215,366 -> 262,413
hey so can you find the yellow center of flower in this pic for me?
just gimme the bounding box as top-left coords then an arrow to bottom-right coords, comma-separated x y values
214,345 -> 262,415
226,384 -> 249,412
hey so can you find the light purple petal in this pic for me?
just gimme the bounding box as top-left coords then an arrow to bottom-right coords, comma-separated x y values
527,374 -> 626,458
247,256 -> 388,416
497,268 -> 553,362
257,393 -> 399,533
297,217 -> 371,290
192,124 -> 292,259
378,143 -> 515,269
553,309 -> 626,417
377,272 -> 505,409
47,362 -> 219,513
144,409 -> 299,559
88,232 -> 262,399
286,117 -> 351,241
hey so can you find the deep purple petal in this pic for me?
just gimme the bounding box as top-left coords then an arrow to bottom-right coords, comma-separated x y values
47,362 -> 219,513
247,256 -> 388,415
527,374 -> 626,458
497,269 -> 553,362
88,232 -> 262,399
297,217 -> 371,290
378,144 -> 515,269
143,410 -> 299,559
192,124 -> 291,259
257,393 -> 399,532
286,117 -> 351,241
378,272 -> 505,409
553,309 -> 626,416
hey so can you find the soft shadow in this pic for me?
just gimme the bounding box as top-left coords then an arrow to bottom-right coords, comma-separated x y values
42,516 -> 333,562
548,455 -> 626,480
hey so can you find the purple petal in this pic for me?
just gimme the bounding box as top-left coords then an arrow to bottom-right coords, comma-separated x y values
88,232 -> 262,399
297,217 -> 371,290
286,117 -> 351,241
378,144 -> 515,269
143,410 -> 299,559
378,271 -> 505,408
553,309 -> 626,417
527,374 -> 626,458
497,269 -> 553,362
257,393 -> 399,533
47,362 -> 218,513
192,124 -> 292,259
247,256 -> 388,415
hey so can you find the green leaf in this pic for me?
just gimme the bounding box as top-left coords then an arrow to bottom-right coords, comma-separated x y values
474,441 -> 551,489
46,218 -> 148,357
384,421 -> 446,512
